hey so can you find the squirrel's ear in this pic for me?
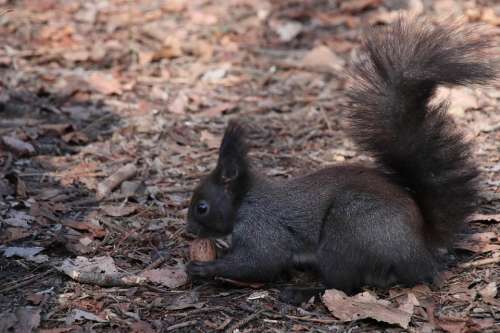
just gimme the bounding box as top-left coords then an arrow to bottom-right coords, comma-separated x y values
216,120 -> 249,184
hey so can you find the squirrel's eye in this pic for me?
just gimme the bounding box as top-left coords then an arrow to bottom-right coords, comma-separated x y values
196,200 -> 209,216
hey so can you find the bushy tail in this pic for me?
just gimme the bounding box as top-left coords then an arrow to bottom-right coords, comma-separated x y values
345,18 -> 496,245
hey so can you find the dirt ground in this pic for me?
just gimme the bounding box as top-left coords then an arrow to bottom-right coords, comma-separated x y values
0,0 -> 499,332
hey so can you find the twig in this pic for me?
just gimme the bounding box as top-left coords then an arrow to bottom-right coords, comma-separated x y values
0,268 -> 55,293
166,320 -> 198,331
1,151 -> 12,173
143,255 -> 166,271
459,256 -> 500,268
225,309 -> 263,333
96,163 -> 137,200
285,314 -> 338,324
59,270 -> 146,287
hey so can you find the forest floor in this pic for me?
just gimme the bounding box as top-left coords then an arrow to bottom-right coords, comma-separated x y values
0,0 -> 499,332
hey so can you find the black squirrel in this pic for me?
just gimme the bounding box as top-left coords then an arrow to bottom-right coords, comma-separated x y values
185,18 -> 496,300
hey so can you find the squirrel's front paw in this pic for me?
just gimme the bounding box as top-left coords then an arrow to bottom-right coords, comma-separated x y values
187,261 -> 216,278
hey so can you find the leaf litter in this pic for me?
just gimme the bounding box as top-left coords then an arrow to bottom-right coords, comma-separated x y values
0,0 -> 498,332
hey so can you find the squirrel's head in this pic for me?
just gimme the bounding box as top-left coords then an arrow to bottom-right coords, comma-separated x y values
186,121 -> 250,238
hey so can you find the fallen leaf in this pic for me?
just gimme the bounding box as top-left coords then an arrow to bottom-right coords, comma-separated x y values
481,8 -> 500,26
169,91 -> 189,114
322,289 -> 412,329
0,177 -> 14,196
479,282 -> 497,300
162,0 -> 186,12
65,309 -> 107,325
436,317 -> 467,333
138,50 -> 154,66
39,123 -> 73,136
60,219 -> 106,238
435,86 -> 478,116
62,131 -> 89,144
269,19 -> 303,42
63,49 -> 90,62
1,227 -> 31,243
468,213 -> 500,223
469,232 -> 497,242
197,102 -> 235,118
4,210 -> 35,228
140,267 -> 188,288
59,256 -> 118,278
0,307 -> 41,333
340,0 -> 381,12
300,46 -> 345,71
3,246 -> 44,258
154,36 -> 183,59
2,136 -> 35,155
201,67 -> 228,82
200,130 -> 219,149
247,291 -> 269,300
101,205 -> 138,217
130,321 -> 155,333
86,72 -> 122,95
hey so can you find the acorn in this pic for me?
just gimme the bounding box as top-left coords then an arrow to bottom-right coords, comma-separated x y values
189,238 -> 216,262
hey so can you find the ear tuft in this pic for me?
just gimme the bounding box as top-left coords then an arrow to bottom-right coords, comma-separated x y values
217,120 -> 249,183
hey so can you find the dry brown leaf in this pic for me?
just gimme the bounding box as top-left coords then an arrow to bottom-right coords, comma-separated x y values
481,8 -> 500,26
60,256 -> 118,277
39,123 -> 73,136
479,282 -> 497,300
154,36 -> 183,59
197,102 -> 235,118
129,321 -> 155,333
138,50 -> 155,66
169,91 -> 189,114
2,136 -> 35,155
300,45 -> 345,71
436,318 -> 467,333
62,131 -> 89,144
63,50 -> 90,62
200,130 -> 219,149
60,219 -> 106,238
434,87 -> 478,116
1,227 -> 31,243
0,307 -> 41,333
140,267 -> 188,288
269,19 -> 303,42
468,213 -> 500,223
86,72 -> 122,95
162,0 -> 186,12
101,205 -> 138,217
455,240 -> 500,254
322,289 -> 413,328
340,0 -> 381,12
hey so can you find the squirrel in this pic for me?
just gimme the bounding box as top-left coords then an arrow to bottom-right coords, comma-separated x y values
185,17 -> 496,302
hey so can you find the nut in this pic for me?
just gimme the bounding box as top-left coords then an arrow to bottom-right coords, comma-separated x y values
189,238 -> 216,262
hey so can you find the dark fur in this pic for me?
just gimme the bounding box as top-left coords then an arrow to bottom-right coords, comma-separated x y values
186,18 -> 496,302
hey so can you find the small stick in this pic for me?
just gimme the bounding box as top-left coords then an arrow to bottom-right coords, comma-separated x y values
96,163 -> 137,200
59,270 -> 146,287
166,320 -> 198,331
459,256 -> 500,268
285,314 -> 337,324
225,309 -> 263,333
